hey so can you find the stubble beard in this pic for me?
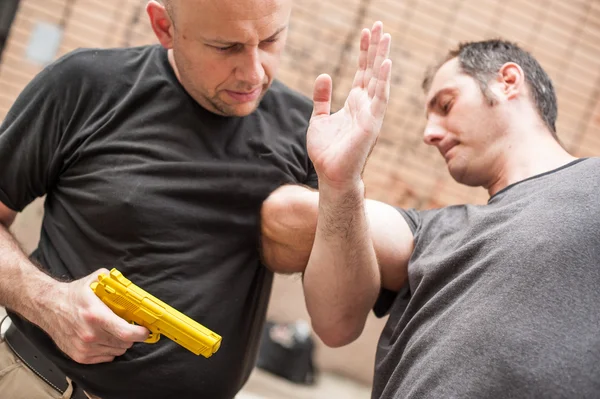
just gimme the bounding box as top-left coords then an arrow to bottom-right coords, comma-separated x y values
205,85 -> 269,117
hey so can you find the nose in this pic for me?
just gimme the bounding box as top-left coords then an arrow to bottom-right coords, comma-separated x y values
423,117 -> 447,146
235,47 -> 265,87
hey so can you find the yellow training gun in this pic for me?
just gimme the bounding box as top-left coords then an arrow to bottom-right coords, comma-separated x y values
90,268 -> 222,358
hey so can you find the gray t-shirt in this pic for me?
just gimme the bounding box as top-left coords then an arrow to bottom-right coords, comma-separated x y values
374,158 -> 600,399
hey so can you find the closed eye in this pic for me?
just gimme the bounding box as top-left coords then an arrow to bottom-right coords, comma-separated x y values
441,100 -> 453,114
210,44 -> 241,53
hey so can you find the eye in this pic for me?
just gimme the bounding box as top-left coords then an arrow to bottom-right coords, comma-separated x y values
441,100 -> 452,114
260,37 -> 280,48
211,44 -> 240,53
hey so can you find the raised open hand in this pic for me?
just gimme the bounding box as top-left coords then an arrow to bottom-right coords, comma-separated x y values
307,22 -> 392,190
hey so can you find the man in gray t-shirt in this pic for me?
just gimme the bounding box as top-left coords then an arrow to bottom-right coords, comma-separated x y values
261,39 -> 600,398
372,157 -> 600,398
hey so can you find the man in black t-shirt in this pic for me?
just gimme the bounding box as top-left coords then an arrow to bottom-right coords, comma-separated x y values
0,0 -> 393,398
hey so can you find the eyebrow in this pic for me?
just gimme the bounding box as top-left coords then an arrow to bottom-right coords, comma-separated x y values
425,87 -> 456,118
207,25 -> 288,46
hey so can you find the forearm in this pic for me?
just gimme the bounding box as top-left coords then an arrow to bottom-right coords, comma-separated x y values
303,182 -> 380,347
0,224 -> 60,323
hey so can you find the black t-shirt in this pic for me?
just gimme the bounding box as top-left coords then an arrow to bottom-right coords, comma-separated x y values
0,45 -> 317,399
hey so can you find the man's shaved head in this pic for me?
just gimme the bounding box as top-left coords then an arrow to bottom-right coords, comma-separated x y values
147,0 -> 293,116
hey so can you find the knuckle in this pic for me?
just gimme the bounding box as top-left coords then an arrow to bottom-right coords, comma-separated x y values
72,341 -> 86,354
82,310 -> 99,324
71,353 -> 87,364
81,357 -> 96,365
79,331 -> 96,344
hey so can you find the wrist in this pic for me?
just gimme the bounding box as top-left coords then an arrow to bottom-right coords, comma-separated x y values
19,269 -> 66,325
319,179 -> 365,202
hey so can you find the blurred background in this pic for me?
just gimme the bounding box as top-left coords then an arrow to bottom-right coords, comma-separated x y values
1,0 -> 599,398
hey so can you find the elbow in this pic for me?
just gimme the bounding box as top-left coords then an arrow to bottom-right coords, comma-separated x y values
260,185 -> 318,273
312,317 -> 365,348
0,203 -> 17,229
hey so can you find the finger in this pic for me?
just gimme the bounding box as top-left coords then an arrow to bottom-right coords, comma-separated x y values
68,345 -> 116,365
93,330 -> 136,349
93,342 -> 129,356
363,22 -> 383,88
366,21 -> 383,70
311,74 -> 333,118
352,29 -> 370,89
76,340 -> 129,356
80,355 -> 115,365
92,301 -> 150,343
368,33 -> 392,99
371,59 -> 392,120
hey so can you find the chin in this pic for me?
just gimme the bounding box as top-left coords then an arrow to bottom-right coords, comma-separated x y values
218,89 -> 267,117
448,166 -> 485,187
229,100 -> 261,117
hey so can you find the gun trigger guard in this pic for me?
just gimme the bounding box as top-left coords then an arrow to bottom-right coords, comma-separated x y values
145,332 -> 160,344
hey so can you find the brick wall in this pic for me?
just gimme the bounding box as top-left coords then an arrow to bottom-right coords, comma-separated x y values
3,0 -> 599,208
2,0 -> 600,385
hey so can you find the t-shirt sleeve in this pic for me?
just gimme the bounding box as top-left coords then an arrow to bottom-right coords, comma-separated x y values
0,66 -> 65,212
373,207 -> 421,318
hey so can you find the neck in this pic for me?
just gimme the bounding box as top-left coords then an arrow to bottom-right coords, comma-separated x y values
167,49 -> 181,83
166,49 -> 226,116
485,125 -> 577,197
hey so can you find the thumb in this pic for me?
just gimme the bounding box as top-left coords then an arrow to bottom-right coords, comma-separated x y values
312,74 -> 332,118
84,268 -> 111,293
87,268 -> 111,284
86,268 -> 150,342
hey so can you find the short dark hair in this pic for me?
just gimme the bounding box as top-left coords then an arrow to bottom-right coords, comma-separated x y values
159,0 -> 174,17
423,40 -> 558,137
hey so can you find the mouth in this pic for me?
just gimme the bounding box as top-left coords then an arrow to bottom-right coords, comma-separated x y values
439,141 -> 459,161
224,87 -> 263,103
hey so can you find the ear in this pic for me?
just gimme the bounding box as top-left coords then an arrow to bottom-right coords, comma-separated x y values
147,1 -> 175,49
496,62 -> 525,100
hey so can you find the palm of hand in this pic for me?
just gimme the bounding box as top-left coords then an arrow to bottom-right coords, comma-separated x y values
307,22 -> 392,189
308,87 -> 381,187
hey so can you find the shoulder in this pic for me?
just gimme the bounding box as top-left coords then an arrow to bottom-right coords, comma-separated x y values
45,45 -> 161,85
42,45 -> 164,112
403,205 -> 471,233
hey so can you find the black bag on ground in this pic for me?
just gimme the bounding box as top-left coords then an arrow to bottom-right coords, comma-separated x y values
256,320 -> 317,385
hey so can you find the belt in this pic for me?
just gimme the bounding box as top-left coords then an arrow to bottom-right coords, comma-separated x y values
3,320 -> 89,399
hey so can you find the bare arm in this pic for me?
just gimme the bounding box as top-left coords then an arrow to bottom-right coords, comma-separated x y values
0,201 -> 56,322
261,185 -> 318,274
304,182 -> 379,347
301,22 -> 395,347
261,184 -> 413,292
0,201 -> 148,363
